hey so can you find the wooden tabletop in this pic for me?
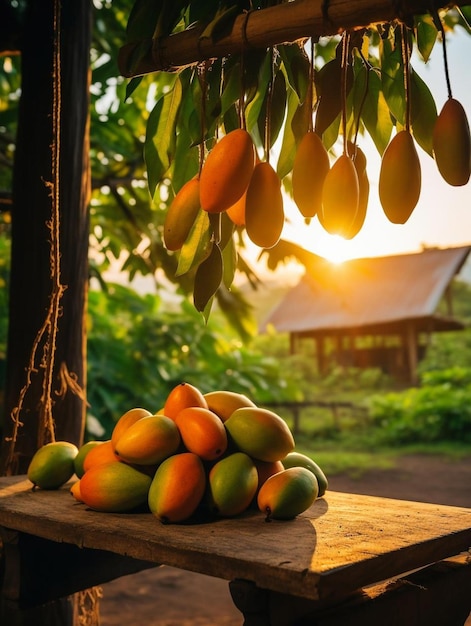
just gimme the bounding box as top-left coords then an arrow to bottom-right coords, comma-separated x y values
1,475 -> 470,602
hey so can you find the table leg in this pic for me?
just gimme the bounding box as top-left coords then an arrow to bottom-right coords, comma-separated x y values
229,556 -> 471,626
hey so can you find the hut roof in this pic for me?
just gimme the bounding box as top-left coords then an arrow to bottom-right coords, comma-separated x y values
263,245 -> 471,336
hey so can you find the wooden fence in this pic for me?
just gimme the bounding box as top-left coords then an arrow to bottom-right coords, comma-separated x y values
262,401 -> 369,435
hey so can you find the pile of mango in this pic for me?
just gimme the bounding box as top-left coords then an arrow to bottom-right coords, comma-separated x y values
27,382 -> 328,524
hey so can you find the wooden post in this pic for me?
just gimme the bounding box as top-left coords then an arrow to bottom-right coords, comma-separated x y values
405,322 -> 419,386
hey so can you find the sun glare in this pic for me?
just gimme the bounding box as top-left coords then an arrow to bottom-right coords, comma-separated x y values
320,235 -> 352,264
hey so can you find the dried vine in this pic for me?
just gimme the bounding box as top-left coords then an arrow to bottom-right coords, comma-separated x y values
4,0 -> 67,473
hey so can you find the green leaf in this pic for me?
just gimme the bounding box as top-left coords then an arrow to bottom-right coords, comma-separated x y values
410,68 -> 438,156
199,4 -> 239,41
458,6 -> 471,28
125,76 -> 143,100
380,33 -> 405,125
125,0 -> 161,42
276,88 -> 300,179
415,15 -> 438,63
314,57 -> 354,137
245,51 -> 272,133
220,59 -> 241,118
144,75 -> 182,196
193,242 -> 223,313
169,127 -> 199,193
361,68 -> 393,155
176,210 -> 211,277
257,69 -> 287,150
222,236 -> 237,290
279,43 -> 310,104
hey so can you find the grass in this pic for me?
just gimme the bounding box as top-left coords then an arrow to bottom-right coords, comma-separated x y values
286,420 -> 471,478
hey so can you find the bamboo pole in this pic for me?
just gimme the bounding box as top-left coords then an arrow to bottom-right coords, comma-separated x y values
118,0 -> 469,77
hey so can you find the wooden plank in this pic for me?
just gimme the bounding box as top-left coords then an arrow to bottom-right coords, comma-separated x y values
0,476 -> 470,602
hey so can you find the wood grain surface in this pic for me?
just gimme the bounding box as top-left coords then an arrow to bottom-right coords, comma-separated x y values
1,475 -> 470,601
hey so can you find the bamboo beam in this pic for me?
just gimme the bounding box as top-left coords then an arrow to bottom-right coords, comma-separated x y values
118,0 -> 469,78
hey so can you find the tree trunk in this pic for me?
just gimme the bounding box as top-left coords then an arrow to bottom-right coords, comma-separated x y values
0,0 -> 91,474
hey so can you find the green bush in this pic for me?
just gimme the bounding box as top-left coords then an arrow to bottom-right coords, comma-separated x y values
368,379 -> 471,444
86,283 -> 300,439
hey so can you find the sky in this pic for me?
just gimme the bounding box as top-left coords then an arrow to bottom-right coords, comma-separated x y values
280,27 -> 471,265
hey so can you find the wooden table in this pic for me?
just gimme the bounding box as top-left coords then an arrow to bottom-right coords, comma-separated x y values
0,475 -> 471,625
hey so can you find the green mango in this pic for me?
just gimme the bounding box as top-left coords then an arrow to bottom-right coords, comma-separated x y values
73,441 -> 103,478
281,451 -> 328,497
207,452 -> 258,517
224,407 -> 295,462
257,467 -> 318,520
79,461 -> 152,512
27,441 -> 79,490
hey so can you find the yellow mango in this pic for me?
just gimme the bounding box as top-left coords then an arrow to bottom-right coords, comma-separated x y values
163,177 -> 202,251
111,407 -> 152,449
204,390 -> 256,422
343,145 -> 369,240
80,461 -> 152,513
148,452 -> 206,523
200,129 -> 255,214
224,406 -> 294,462
257,467 -> 318,520
433,98 -> 471,186
207,452 -> 258,517
379,130 -> 421,224
114,414 -> 181,465
321,154 -> 359,237
292,131 -> 330,218
27,441 -> 78,490
245,161 -> 284,249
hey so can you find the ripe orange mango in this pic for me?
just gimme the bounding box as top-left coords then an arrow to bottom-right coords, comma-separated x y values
224,406 -> 295,462
254,459 -> 284,492
164,177 -> 202,251
207,452 -> 258,517
200,129 -> 255,214
174,406 -> 227,461
257,466 -> 318,520
148,452 -> 206,523
83,440 -> 120,474
111,407 -> 152,449
245,161 -> 284,249
226,189 -> 247,226
163,381 -> 208,420
204,389 -> 256,422
292,131 -> 330,218
70,479 -> 83,502
74,440 -> 103,478
379,130 -> 421,224
433,98 -> 471,186
320,154 -> 359,237
80,461 -> 152,513
114,414 -> 181,465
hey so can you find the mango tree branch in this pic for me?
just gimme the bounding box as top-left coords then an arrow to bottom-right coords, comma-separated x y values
118,0 -> 470,78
